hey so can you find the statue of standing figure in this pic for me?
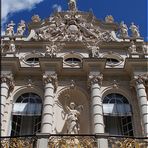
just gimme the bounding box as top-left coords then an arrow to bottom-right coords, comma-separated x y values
130,22 -> 140,38
5,21 -> 15,36
68,0 -> 77,11
119,21 -> 128,38
66,102 -> 83,134
17,20 -> 26,36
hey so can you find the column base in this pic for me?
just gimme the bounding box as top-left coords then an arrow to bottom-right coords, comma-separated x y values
37,138 -> 48,148
36,133 -> 49,148
97,138 -> 108,148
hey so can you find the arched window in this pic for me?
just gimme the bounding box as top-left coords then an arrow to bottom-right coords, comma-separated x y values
11,93 -> 42,136
103,93 -> 133,136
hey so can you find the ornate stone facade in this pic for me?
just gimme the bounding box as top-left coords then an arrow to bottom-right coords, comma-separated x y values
1,1 -> 148,148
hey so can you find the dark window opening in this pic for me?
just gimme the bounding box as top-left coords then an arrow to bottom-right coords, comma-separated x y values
26,57 -> 39,64
65,58 -> 81,64
106,58 -> 119,64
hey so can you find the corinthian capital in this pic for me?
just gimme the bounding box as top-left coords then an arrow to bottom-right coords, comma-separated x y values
134,74 -> 148,85
88,73 -> 103,86
0,73 -> 14,92
43,72 -> 58,89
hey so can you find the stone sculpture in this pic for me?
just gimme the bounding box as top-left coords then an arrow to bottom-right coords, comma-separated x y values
128,41 -> 137,54
45,42 -> 57,57
17,20 -> 26,36
5,21 -> 15,36
130,22 -> 140,38
66,102 -> 83,134
119,21 -> 128,38
68,0 -> 77,11
105,15 -> 114,23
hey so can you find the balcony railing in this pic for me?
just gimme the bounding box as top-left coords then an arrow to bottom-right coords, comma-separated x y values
0,134 -> 148,148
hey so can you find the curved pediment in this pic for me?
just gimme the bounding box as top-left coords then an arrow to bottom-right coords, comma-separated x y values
26,11 -> 119,43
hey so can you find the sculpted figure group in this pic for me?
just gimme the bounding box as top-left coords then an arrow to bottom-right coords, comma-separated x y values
5,20 -> 26,36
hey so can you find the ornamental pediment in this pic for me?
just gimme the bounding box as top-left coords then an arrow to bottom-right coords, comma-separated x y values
26,12 -> 119,43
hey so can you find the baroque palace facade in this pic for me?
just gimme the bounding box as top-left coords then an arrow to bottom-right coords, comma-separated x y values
1,0 -> 148,148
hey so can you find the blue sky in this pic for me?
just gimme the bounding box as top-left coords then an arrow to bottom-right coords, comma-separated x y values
1,0 -> 147,41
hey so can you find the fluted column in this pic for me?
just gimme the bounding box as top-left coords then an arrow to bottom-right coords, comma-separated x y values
134,75 -> 148,137
41,73 -> 57,133
88,73 -> 108,148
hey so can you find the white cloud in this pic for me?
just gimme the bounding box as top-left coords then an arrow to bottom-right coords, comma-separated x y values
2,0 -> 44,24
1,0 -> 45,35
52,4 -> 62,12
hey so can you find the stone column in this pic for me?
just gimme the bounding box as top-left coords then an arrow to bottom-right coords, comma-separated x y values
41,73 -> 57,133
0,73 -> 14,135
134,75 -> 148,137
88,73 -> 108,148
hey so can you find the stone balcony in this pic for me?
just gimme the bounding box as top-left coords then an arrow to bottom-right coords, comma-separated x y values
1,134 -> 148,148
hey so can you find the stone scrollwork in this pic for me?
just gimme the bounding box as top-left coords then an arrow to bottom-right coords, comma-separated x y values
43,73 -> 58,89
27,12 -> 117,43
88,73 -> 103,86
0,73 -> 15,92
